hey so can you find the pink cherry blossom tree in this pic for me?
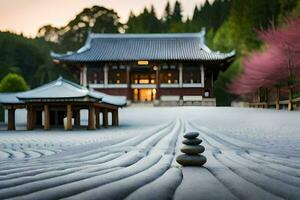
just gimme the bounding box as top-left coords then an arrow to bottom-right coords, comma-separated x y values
229,18 -> 300,110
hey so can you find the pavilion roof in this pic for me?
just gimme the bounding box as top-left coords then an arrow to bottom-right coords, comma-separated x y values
0,93 -> 24,104
0,77 -> 126,107
52,30 -> 235,63
17,77 -> 90,100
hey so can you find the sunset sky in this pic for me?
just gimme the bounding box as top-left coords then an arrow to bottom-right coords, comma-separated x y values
0,0 -> 211,37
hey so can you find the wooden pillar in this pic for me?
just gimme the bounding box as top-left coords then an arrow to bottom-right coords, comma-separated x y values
66,104 -> 72,130
265,88 -> 269,108
288,87 -> 293,111
8,108 -> 16,131
156,66 -> 160,100
82,65 -> 87,87
27,106 -> 33,130
276,87 -> 280,110
75,110 -> 80,127
112,109 -> 119,126
137,89 -> 140,101
104,65 -> 108,87
257,88 -> 261,103
126,66 -> 131,101
179,63 -> 183,88
32,108 -> 37,129
44,105 -> 50,130
103,108 -> 108,128
88,105 -> 96,130
80,68 -> 83,85
95,108 -> 100,129
201,65 -> 205,87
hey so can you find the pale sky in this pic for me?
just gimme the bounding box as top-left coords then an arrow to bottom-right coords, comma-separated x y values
0,0 -> 211,38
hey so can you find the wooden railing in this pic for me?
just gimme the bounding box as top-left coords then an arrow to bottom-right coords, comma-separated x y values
249,97 -> 300,111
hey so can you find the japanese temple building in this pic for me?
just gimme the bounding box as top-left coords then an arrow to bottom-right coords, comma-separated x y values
0,77 -> 126,131
52,30 -> 235,105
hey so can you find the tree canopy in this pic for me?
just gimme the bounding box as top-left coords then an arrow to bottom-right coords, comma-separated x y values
38,6 -> 122,52
211,0 -> 300,105
0,73 -> 29,92
229,19 -> 300,104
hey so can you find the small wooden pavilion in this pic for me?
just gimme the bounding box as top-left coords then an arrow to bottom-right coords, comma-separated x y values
0,77 -> 126,131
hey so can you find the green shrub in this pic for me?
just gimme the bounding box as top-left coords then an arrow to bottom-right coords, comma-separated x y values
0,73 -> 29,92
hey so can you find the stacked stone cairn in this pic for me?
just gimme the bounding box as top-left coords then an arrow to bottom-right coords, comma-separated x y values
176,132 -> 207,166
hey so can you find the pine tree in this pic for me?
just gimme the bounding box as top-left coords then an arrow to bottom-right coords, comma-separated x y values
171,1 -> 183,23
163,2 -> 172,22
126,7 -> 163,33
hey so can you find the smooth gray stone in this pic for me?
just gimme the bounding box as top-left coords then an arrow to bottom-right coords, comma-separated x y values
184,132 -> 199,139
182,138 -> 202,145
176,154 -> 207,166
181,145 -> 205,154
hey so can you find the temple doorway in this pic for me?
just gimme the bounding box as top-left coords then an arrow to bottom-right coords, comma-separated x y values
133,88 -> 156,102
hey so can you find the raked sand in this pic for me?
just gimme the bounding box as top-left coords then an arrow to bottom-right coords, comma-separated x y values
0,107 -> 299,199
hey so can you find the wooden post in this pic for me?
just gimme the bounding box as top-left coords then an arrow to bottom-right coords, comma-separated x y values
44,105 -> 50,130
104,65 -> 108,87
156,66 -> 160,100
276,87 -> 280,110
288,87 -> 293,111
112,110 -> 119,126
27,106 -> 33,130
179,63 -> 183,88
265,88 -> 269,108
8,108 -> 15,131
257,88 -> 261,103
126,66 -> 131,101
103,108 -> 108,128
82,65 -> 87,87
32,108 -> 37,129
88,105 -> 96,130
66,104 -> 72,130
201,65 -> 205,88
95,108 -> 100,129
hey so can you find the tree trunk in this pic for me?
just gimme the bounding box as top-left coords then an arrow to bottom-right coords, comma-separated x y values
257,88 -> 261,103
276,87 -> 280,110
288,87 -> 293,111
265,88 -> 268,108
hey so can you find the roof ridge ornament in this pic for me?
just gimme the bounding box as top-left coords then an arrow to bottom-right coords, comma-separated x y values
77,32 -> 92,53
55,76 -> 63,86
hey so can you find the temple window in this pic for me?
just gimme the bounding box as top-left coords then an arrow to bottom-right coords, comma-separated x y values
132,72 -> 156,84
160,64 -> 179,84
87,65 -> 104,84
108,64 -> 126,84
183,64 -> 201,84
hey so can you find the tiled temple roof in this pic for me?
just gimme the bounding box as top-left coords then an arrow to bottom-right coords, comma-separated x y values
52,30 -> 235,62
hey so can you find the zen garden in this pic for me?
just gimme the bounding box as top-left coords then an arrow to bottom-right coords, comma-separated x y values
0,0 -> 299,199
